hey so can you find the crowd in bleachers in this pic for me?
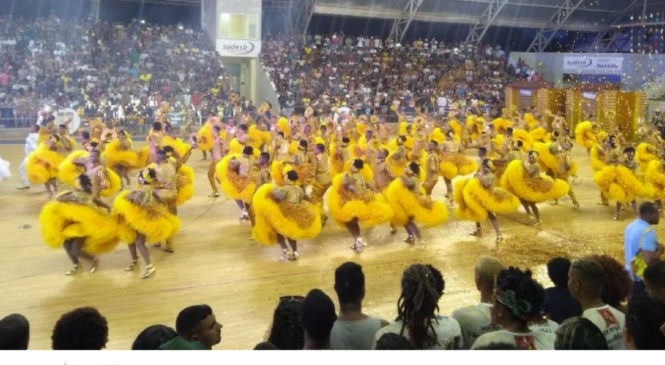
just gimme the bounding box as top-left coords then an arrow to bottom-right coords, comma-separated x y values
0,15 -> 229,129
2,256 -> 664,350
261,33 -> 537,120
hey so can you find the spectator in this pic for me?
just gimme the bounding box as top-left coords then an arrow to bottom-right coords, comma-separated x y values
624,296 -> 665,349
0,313 -> 30,350
373,264 -> 462,349
301,289 -> 337,350
589,255 -> 633,312
160,304 -> 222,350
568,259 -> 625,349
471,267 -> 554,350
267,296 -> 305,350
644,260 -> 665,302
131,324 -> 178,350
452,256 -> 503,348
624,202 -> 663,298
51,307 -> 108,350
374,333 -> 417,350
554,317 -> 609,350
330,262 -> 388,350
543,257 -> 582,323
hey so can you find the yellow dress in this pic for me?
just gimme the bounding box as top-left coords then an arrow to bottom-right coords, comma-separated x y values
574,121 -> 597,149
175,165 -> 195,205
645,160 -> 665,200
529,127 -> 550,144
26,145 -> 64,184
102,139 -> 147,169
197,124 -> 213,152
512,129 -> 534,150
491,118 -> 513,135
112,188 -> 180,244
593,164 -> 651,203
590,145 -> 607,172
57,151 -> 121,197
385,177 -> 448,227
439,153 -> 478,180
40,191 -> 119,254
251,184 -> 322,245
500,160 -> 569,203
636,143 -> 658,175
533,142 -> 558,174
430,128 -> 446,144
248,125 -> 271,150
327,173 -> 393,227
454,177 -> 519,222
161,135 -> 192,158
215,154 -> 255,203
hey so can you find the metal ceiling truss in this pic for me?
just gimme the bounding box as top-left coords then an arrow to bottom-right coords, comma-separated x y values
295,0 -> 317,38
464,0 -> 510,44
388,0 -> 424,42
590,0 -> 640,52
526,0 -> 585,52
263,0 -> 316,37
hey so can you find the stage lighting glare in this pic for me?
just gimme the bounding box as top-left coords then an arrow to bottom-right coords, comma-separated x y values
140,19 -> 146,24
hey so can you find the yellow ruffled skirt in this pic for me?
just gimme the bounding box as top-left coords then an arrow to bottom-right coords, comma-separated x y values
102,140 -> 142,169
574,121 -> 596,149
99,169 -> 122,198
529,127 -> 550,143
454,178 -> 519,222
636,143 -> 658,175
197,125 -> 213,151
215,154 -> 255,203
385,178 -> 448,227
175,165 -> 195,205
590,145 -> 606,172
161,135 -> 192,158
40,200 -> 119,254
58,150 -> 88,186
27,146 -> 64,184
251,184 -> 322,245
500,160 -> 569,203
593,164 -> 651,203
439,154 -> 478,180
327,174 -> 393,227
646,160 -> 665,200
533,142 -> 558,173
112,191 -> 180,244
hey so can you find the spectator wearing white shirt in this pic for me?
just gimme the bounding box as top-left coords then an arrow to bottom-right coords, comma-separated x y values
568,259 -> 626,350
471,267 -> 555,350
17,124 -> 40,189
373,264 -> 462,349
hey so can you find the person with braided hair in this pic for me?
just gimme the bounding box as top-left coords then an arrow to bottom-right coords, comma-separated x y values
372,264 -> 462,349
471,267 -> 555,349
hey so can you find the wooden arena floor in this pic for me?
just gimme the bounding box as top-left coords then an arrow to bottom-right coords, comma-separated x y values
0,142 -> 646,349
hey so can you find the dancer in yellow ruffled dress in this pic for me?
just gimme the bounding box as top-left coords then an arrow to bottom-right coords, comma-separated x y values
251,170 -> 322,261
500,151 -> 569,225
575,121 -> 602,152
102,130 -> 147,187
59,149 -> 122,198
550,138 -> 580,208
438,130 -> 478,199
39,174 -> 118,275
113,168 -> 180,279
594,147 -> 647,220
26,135 -> 64,198
311,143 -> 332,222
454,159 -> 519,243
216,146 -> 257,220
421,141 -> 441,196
327,159 -> 393,251
645,157 -> 665,213
386,162 -> 448,244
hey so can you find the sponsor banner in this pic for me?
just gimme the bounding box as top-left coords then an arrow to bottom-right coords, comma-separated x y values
216,39 -> 261,57
563,56 -> 623,73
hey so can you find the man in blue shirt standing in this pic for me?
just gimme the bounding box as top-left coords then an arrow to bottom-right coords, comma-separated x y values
624,202 -> 663,298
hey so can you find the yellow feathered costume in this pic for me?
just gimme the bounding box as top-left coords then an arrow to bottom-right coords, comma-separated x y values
454,178 -> 519,222
574,121 -> 597,149
112,189 -> 180,244
251,184 -> 322,245
529,127 -> 550,144
590,145 -> 607,172
500,160 -> 569,203
645,160 -> 665,200
439,153 -> 478,180
215,154 -> 255,203
491,118 -> 513,135
161,135 -> 191,158
40,194 -> 119,254
533,142 -> 559,174
326,174 -> 393,227
385,177 -> 448,227
512,129 -> 534,150
197,124 -> 214,152
102,139 -> 147,169
175,165 -> 195,205
248,125 -> 271,150
593,164 -> 652,203
636,143 -> 658,175
26,144 -> 64,184
58,151 -> 121,197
